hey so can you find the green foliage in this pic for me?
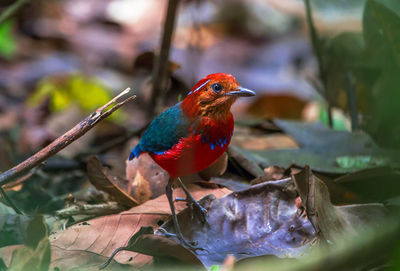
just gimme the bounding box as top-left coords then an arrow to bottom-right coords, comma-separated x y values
364,0 -> 400,66
336,155 -> 390,169
8,215 -> 51,271
318,104 -> 348,131
0,20 -> 17,58
0,202 -> 31,248
28,74 -> 125,122
318,0 -> 400,148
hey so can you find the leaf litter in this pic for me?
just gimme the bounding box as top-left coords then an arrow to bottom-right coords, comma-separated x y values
99,172 -> 387,269
49,184 -> 230,269
0,0 -> 399,269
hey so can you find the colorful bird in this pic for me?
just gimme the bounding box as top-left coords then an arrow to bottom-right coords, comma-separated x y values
129,73 -> 255,248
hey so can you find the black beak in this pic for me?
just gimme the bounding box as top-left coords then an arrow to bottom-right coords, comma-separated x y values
226,87 -> 256,97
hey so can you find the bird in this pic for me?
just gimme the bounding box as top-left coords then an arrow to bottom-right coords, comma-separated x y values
129,73 -> 255,248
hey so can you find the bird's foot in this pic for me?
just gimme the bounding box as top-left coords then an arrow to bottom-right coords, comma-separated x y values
176,178 -> 208,223
157,228 -> 206,251
189,198 -> 208,223
175,196 -> 208,223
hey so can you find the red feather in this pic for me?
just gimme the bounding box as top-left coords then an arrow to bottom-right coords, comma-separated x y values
150,114 -> 234,177
132,73 -> 254,178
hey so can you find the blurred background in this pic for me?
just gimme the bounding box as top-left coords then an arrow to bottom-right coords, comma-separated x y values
0,0 -> 371,142
1,0 -> 397,156
0,0 -> 400,270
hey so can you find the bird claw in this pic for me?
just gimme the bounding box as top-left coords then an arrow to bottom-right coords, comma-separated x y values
158,228 -> 206,251
176,196 -> 208,223
190,200 -> 208,224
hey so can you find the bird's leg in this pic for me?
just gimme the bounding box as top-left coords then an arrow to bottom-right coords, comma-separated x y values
165,182 -> 198,249
176,177 -> 208,223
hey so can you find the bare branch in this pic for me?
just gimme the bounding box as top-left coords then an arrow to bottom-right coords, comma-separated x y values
55,202 -> 126,218
149,0 -> 181,116
0,0 -> 30,25
303,0 -> 333,127
0,88 -> 135,187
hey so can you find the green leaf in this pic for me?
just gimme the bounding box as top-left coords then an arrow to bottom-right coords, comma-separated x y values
322,32 -> 380,113
336,155 -> 390,169
366,70 -> 400,148
28,74 -> 125,122
318,104 -> 348,131
236,120 -> 397,174
0,203 -> 30,248
0,20 -> 17,58
324,33 -> 367,69
8,215 -> 50,271
363,0 -> 400,66
8,237 -> 50,271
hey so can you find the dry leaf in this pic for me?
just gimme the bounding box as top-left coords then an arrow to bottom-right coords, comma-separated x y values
292,166 -> 388,242
157,179 -> 315,269
126,153 -> 169,204
250,166 -> 286,185
87,156 -> 139,207
51,246 -> 133,271
246,93 -> 307,120
50,185 -> 230,267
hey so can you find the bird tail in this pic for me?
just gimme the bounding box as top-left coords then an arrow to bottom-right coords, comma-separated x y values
129,145 -> 142,160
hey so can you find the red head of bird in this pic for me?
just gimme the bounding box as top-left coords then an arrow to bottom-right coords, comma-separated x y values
130,73 -> 255,177
181,73 -> 255,120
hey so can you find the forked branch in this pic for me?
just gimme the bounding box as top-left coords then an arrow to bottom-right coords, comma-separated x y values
0,88 -> 135,187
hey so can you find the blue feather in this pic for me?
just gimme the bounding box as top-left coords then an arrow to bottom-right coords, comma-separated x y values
203,136 -> 230,150
129,145 -> 142,160
210,142 -> 215,150
134,104 -> 191,155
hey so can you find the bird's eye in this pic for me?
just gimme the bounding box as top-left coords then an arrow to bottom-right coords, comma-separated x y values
211,83 -> 223,93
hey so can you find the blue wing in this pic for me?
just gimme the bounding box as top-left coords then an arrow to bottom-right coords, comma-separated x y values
129,104 -> 191,160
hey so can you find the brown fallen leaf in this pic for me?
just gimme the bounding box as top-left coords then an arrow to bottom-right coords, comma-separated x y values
157,179 -> 316,269
125,153 -> 169,204
292,166 -> 388,243
50,185 -> 230,267
51,246 -> 133,271
246,93 -> 308,120
87,156 -> 139,207
250,165 -> 286,185
101,232 -> 202,270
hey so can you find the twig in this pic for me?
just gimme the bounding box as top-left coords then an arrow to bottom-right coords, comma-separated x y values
0,88 -> 135,188
55,202 -> 126,218
0,0 -> 30,25
0,187 -> 23,214
149,0 -> 181,116
303,0 -> 333,128
344,72 -> 359,131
